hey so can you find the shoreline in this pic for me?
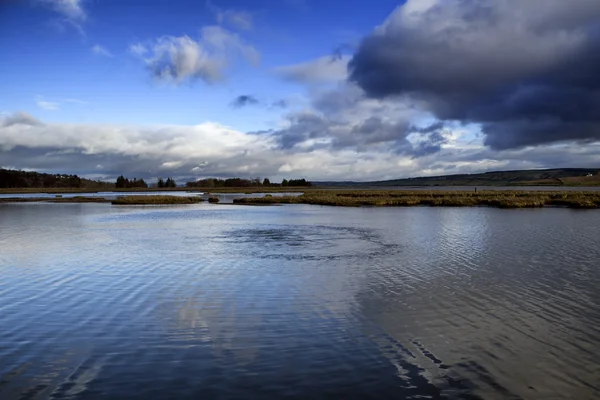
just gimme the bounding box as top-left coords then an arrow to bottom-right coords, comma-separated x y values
2,190 -> 600,209
3,184 -> 600,196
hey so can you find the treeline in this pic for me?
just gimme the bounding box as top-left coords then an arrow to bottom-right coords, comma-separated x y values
0,168 -> 112,189
115,175 -> 148,189
1,168 -> 312,191
157,177 -> 177,188
281,178 -> 311,187
185,177 -> 312,188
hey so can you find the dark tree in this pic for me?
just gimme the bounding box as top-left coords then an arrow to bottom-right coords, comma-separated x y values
116,175 -> 126,188
262,178 -> 271,186
165,177 -> 176,188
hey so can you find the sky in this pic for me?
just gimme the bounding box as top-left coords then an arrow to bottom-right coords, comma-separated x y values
1,0 -> 600,183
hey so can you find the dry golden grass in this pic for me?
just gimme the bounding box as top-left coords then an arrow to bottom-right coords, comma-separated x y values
112,195 -> 204,205
233,190 -> 600,209
189,187 -> 308,194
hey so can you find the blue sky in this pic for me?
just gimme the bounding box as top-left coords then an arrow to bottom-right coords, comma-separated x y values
1,0 -> 600,182
0,0 -> 397,129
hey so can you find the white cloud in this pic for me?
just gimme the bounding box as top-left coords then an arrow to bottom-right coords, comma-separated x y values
131,26 -> 259,85
63,98 -> 87,105
92,45 -> 113,58
274,55 -> 351,84
129,43 -> 148,57
216,10 -> 253,31
35,96 -> 60,111
34,96 -> 87,111
2,112 -> 599,182
207,1 -> 253,30
38,0 -> 86,22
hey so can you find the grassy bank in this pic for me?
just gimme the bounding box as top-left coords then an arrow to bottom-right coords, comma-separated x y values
188,187 -> 308,194
232,190 -> 600,209
111,195 -> 205,205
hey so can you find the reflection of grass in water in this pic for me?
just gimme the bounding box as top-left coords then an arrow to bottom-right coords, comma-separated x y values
1,195 -> 205,204
0,196 -> 110,203
233,190 -> 600,209
112,195 -> 204,205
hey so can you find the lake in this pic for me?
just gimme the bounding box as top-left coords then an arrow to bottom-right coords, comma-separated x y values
1,203 -> 599,399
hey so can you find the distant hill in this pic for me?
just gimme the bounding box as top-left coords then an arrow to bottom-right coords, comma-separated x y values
314,168 -> 600,187
0,169 -> 114,190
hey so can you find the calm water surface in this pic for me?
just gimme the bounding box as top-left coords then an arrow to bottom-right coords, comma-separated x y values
1,203 -> 599,399
0,191 -> 301,203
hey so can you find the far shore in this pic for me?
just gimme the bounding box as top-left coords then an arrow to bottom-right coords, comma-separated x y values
3,184 -> 600,196
0,187 -> 308,195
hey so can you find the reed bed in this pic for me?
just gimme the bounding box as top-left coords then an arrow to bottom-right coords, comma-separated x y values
189,187 -> 307,194
112,196 -> 204,205
232,190 -> 600,209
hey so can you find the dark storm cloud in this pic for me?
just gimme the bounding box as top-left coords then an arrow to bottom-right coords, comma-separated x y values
348,0 -> 600,150
270,110 -> 443,157
412,131 -> 448,157
348,117 -> 410,149
274,112 -> 329,149
231,94 -> 260,108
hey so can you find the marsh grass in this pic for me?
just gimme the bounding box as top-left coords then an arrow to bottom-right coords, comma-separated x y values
112,196 -> 204,205
207,197 -> 220,203
187,187 -> 307,194
233,190 -> 600,209
54,196 -> 110,203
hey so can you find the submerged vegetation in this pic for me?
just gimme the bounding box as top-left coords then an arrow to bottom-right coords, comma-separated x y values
233,190 -> 600,209
111,196 -> 205,205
